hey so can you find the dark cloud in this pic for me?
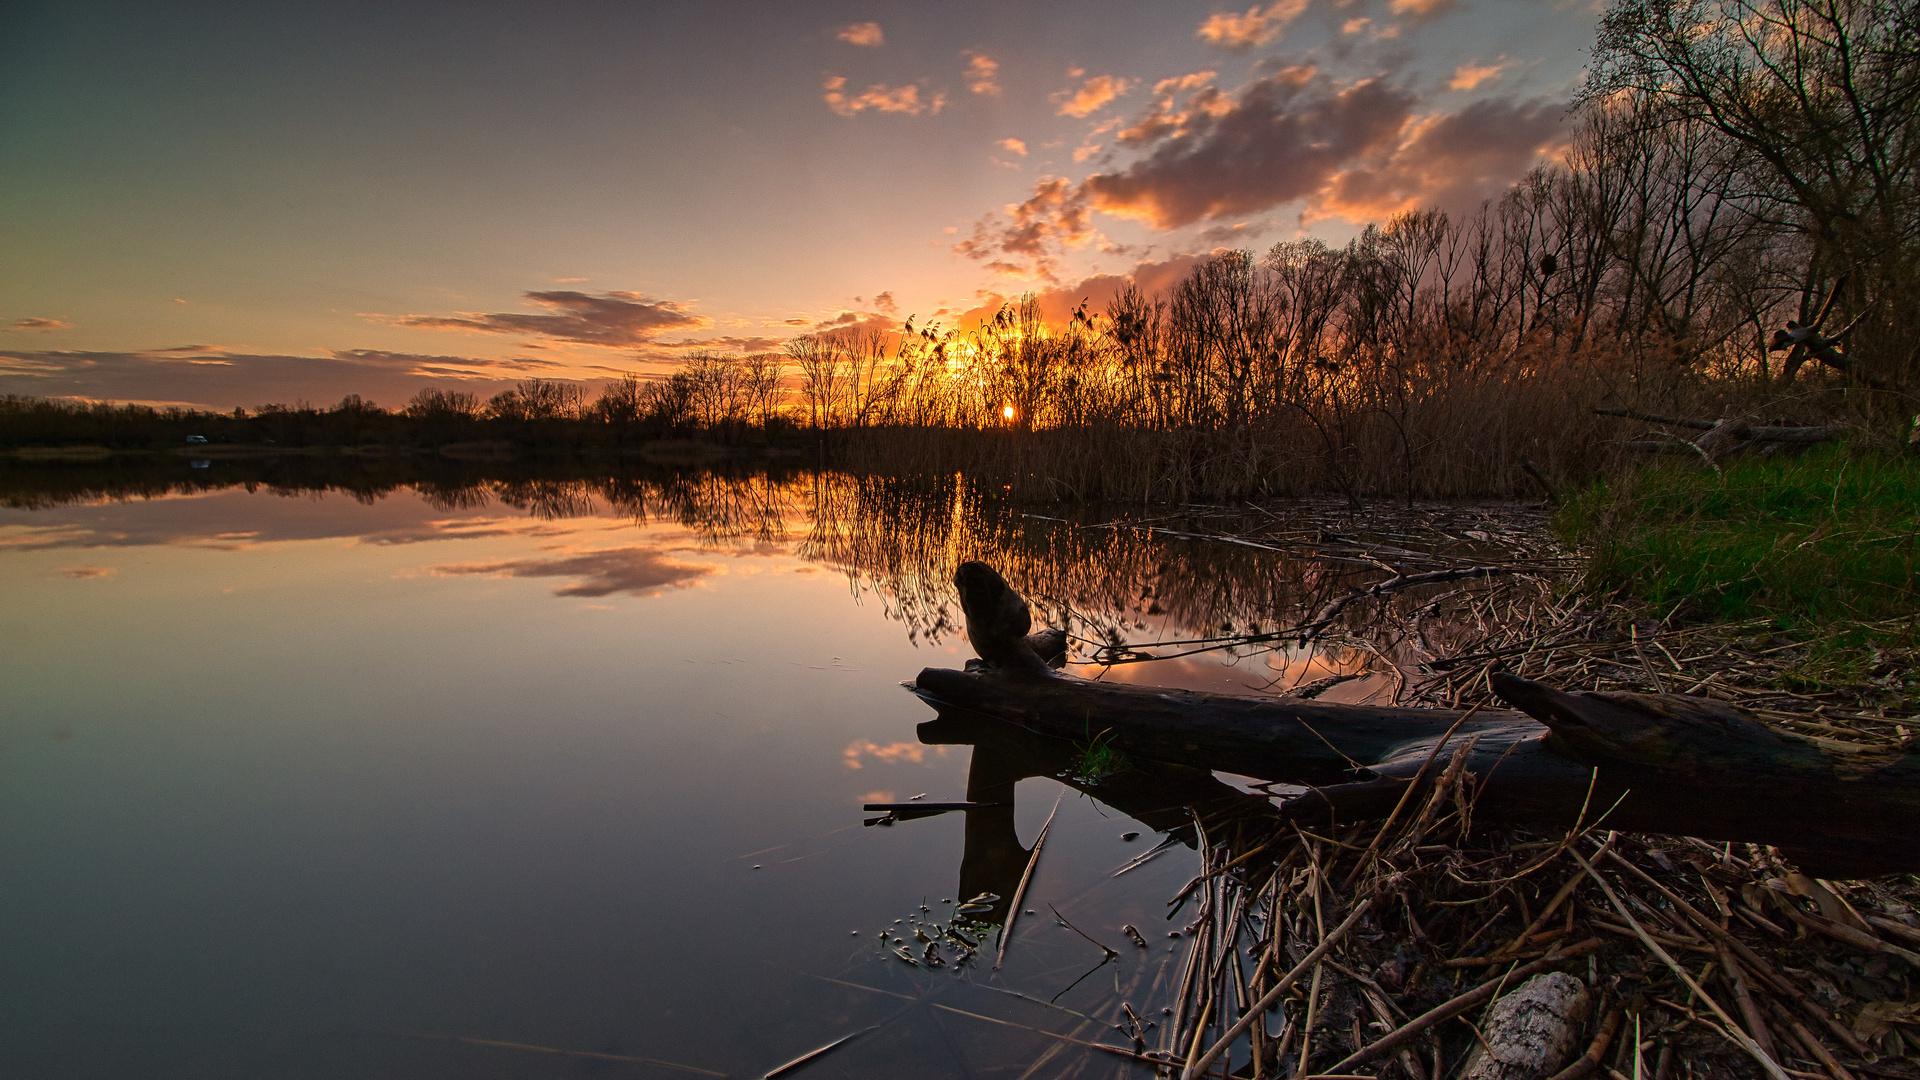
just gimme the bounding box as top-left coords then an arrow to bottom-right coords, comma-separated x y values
1314,96 -> 1568,222
958,67 -> 1566,275
0,346 -> 555,411
805,310 -> 899,336
397,290 -> 711,347
1084,68 -> 1417,229
432,546 -> 717,597
661,334 -> 790,354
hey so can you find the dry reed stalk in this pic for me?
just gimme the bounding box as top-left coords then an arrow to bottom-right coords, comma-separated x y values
995,792 -> 1062,970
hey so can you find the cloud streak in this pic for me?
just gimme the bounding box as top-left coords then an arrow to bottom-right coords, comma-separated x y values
432,546 -> 718,597
1449,60 -> 1511,91
0,346 -> 558,411
397,290 -> 711,348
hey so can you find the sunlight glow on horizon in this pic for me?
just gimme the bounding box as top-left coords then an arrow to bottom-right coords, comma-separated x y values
0,0 -> 1598,410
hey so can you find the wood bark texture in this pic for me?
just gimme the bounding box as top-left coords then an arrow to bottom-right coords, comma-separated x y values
1459,973 -> 1592,1080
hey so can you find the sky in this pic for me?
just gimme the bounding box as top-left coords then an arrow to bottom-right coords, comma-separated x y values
1,0 -> 1603,410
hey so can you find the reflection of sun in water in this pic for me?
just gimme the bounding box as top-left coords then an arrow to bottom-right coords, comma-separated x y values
1002,404 -> 1016,421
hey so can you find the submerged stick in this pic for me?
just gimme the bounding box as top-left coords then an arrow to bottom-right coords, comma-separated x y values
996,792 -> 1063,970
762,1025 -> 880,1079
932,1004 -> 1169,1064
1181,898 -> 1372,1080
405,1033 -> 727,1077
1048,902 -> 1119,959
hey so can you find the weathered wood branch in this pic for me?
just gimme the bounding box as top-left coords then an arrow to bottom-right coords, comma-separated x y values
917,563 -> 1920,876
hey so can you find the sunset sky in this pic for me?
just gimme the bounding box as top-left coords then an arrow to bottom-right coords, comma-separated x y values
1,0 -> 1599,409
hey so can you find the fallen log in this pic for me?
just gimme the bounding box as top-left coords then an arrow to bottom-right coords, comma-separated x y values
1596,408 -> 1848,463
911,563 -> 1920,876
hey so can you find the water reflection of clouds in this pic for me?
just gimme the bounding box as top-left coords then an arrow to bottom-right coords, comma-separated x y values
430,546 -> 723,598
843,739 -> 949,770
0,492 -> 598,553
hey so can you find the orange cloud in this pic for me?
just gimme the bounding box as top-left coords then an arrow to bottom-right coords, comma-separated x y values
1053,74 -> 1131,118
60,566 -> 116,579
1196,0 -> 1311,50
998,137 -> 1028,156
835,21 -> 883,46
965,53 -> 1001,96
9,317 -> 71,331
1118,71 -> 1231,146
1391,0 -> 1454,13
823,75 -> 946,116
954,176 -> 1097,279
1449,60 -> 1511,91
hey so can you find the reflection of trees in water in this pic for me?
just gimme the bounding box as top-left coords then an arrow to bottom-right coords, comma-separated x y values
446,473 -> 800,548
4,460 -> 1514,681
795,471 -> 1374,663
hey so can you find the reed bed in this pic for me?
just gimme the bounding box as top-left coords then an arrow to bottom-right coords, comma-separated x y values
1142,800 -> 1920,1080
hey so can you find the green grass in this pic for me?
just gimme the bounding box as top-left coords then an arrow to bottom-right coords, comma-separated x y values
1557,443 -> 1920,701
1559,443 -> 1920,626
1066,731 -> 1128,785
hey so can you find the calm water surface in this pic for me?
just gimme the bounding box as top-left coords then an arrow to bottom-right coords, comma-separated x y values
1,465 -> 1468,1079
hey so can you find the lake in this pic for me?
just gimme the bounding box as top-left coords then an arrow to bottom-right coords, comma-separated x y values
0,461 -> 1532,1078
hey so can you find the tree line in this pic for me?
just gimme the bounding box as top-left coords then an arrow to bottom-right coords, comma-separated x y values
7,1 -> 1914,498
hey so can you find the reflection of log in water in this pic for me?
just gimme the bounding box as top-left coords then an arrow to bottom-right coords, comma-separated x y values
918,710 -> 1283,930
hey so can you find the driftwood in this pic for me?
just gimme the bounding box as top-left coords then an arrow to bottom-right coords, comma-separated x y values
1458,972 -> 1592,1080
912,563 -> 1920,877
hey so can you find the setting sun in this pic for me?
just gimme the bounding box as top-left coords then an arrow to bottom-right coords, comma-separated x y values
1002,404 -> 1016,421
